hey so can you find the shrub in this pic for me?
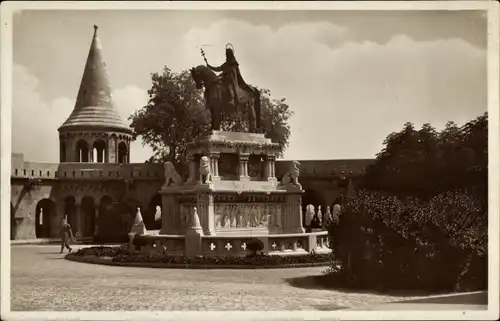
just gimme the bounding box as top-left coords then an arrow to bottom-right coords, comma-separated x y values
110,252 -> 332,267
67,246 -> 333,267
246,238 -> 264,256
74,245 -> 129,258
326,189 -> 487,292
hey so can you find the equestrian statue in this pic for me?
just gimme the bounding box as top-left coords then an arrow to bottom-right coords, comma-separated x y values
190,44 -> 262,133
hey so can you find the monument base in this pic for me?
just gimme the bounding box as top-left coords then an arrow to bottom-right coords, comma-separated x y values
151,130 -> 321,257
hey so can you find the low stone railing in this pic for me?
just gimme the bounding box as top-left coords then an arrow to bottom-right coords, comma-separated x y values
129,233 -> 185,255
129,231 -> 330,257
268,232 -> 330,255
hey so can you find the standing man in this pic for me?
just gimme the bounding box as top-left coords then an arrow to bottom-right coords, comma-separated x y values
60,216 -> 76,254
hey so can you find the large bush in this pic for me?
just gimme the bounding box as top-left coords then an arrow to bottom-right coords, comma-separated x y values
327,189 -> 487,292
327,114 -> 488,293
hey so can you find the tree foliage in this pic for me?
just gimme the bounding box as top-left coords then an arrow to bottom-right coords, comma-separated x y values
128,67 -> 210,176
361,113 -> 488,199
129,66 -> 294,176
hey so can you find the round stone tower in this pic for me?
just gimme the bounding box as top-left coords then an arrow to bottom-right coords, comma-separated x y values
58,25 -> 132,163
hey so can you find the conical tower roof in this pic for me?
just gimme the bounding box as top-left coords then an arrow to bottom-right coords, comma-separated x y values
58,25 -> 131,134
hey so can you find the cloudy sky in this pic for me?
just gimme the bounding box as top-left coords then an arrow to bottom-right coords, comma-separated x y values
12,9 -> 487,163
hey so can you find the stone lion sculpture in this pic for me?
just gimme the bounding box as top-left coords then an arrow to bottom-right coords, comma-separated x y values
199,156 -> 212,184
280,160 -> 301,187
163,161 -> 183,187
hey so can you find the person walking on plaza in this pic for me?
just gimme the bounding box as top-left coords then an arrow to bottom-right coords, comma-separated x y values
60,216 -> 76,254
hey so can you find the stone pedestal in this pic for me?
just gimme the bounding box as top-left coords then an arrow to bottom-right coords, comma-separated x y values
160,194 -> 177,235
160,131 -> 306,238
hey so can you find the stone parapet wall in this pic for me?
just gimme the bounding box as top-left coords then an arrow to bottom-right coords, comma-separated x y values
11,154 -> 164,181
130,231 -> 330,257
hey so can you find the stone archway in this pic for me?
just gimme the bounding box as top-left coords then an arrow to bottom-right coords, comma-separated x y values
96,195 -> 113,240
35,198 -> 56,238
92,140 -> 106,163
118,142 -> 128,164
146,193 -> 162,230
76,139 -> 90,163
81,196 -> 96,237
64,196 -> 78,235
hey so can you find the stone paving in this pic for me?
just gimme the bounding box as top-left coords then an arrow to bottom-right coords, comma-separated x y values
11,245 -> 422,311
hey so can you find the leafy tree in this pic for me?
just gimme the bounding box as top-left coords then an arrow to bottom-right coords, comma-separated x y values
129,66 -> 294,176
128,67 -> 209,176
361,113 -> 488,199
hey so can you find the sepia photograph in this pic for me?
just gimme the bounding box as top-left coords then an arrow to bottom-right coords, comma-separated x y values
1,1 -> 499,320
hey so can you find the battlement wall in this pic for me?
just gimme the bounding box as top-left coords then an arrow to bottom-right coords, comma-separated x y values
11,154 -> 164,181
10,153 -> 375,181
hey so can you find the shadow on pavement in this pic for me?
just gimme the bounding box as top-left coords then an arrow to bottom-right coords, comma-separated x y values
284,274 -> 444,297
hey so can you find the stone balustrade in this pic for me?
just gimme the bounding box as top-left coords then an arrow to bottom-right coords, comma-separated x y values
129,234 -> 185,255
130,231 -> 330,257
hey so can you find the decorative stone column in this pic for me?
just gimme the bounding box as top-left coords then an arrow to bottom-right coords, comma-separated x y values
210,153 -> 220,178
239,153 -> 250,180
266,155 -> 277,180
197,193 -> 215,235
161,194 -> 177,234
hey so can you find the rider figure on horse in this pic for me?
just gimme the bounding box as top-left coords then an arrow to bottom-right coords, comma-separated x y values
207,44 -> 251,107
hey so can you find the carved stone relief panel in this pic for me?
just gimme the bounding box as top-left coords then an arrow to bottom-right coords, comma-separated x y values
214,203 -> 281,229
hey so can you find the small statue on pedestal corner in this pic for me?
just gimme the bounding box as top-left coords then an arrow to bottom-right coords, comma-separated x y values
192,207 -> 201,229
130,207 -> 147,235
199,156 -> 213,184
280,160 -> 301,188
304,204 -> 315,232
324,205 -> 333,226
154,205 -> 161,222
186,206 -> 203,236
163,161 -> 183,187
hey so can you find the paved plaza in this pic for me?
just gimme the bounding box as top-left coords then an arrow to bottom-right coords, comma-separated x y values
11,245 -> 422,311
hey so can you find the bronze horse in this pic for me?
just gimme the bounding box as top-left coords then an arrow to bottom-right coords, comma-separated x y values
190,65 -> 261,133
